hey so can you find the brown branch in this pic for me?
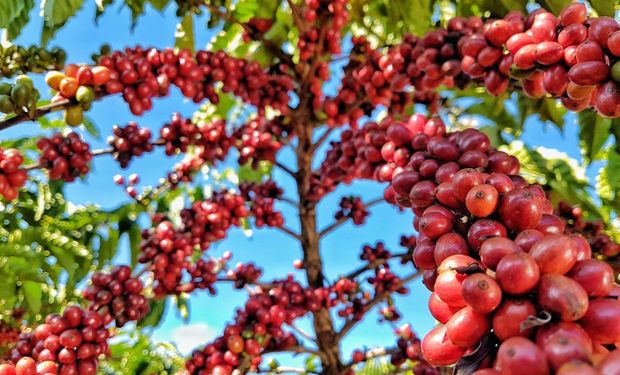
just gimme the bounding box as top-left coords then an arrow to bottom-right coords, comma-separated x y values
256,366 -> 319,374
319,197 -> 384,238
275,160 -> 297,178
287,322 -> 316,341
275,225 -> 303,241
202,2 -> 294,67
311,127 -> 335,152
0,93 -> 109,132
343,251 -> 410,280
336,271 -> 422,340
278,195 -> 299,209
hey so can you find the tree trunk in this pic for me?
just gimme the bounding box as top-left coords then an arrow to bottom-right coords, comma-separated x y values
295,120 -> 343,374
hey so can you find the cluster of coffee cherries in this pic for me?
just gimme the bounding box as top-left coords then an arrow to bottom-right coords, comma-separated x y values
186,276 -> 329,375
242,18 -> 273,42
0,148 -> 27,201
36,133 -> 92,182
0,356 -> 56,375
359,242 -> 391,263
159,113 -> 233,166
371,118 -> 620,372
335,196 -> 369,225
45,65 -> 110,126
179,191 -> 249,251
11,306 -> 110,375
139,220 -> 194,297
234,117 -> 291,168
239,181 -> 284,228
95,47 -> 293,116
298,0 -> 348,61
106,122 -> 154,168
556,201 -> 620,259
82,265 -> 149,328
0,44 -> 65,78
0,76 -> 39,117
312,117 -> 391,200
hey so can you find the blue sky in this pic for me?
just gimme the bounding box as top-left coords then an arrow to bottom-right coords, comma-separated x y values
9,1 -> 601,367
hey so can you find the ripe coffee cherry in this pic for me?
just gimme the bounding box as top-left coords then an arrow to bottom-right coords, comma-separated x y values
446,306 -> 489,347
496,252 -> 540,295
462,273 -> 502,313
579,298 -> 620,344
37,133 -> 92,182
467,219 -> 507,250
537,274 -> 588,321
493,298 -> 537,341
434,232 -> 468,265
529,234 -> 577,274
428,292 -> 460,324
418,212 -> 453,239
499,188 -> 543,231
566,259 -> 614,297
452,168 -> 484,202
479,237 -> 521,270
421,325 -> 465,366
465,184 -> 498,217
495,337 -> 549,375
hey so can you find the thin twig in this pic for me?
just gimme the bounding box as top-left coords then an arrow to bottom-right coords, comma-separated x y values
287,322 -> 316,341
278,195 -> 300,209
311,127 -> 335,152
275,225 -> 303,241
256,366 -> 318,374
336,271 -> 422,340
0,93 -> 108,131
275,161 -> 297,178
342,251 -> 410,280
319,197 -> 384,238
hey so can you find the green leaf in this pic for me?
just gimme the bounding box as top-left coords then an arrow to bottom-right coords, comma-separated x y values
238,161 -> 272,182
128,223 -> 142,268
597,148 -> 620,214
175,294 -> 190,322
578,110 -> 611,164
539,0 -> 572,14
139,298 -> 167,328
41,0 -> 85,44
81,116 -> 101,138
6,0 -> 34,40
22,280 -> 43,314
0,0 -> 22,26
498,0 -> 528,13
589,0 -> 617,17
174,14 -> 195,53
148,0 -> 169,11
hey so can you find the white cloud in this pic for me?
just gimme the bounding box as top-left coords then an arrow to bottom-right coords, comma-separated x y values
170,323 -> 218,354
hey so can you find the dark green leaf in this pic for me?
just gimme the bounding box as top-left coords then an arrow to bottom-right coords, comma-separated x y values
139,298 -> 167,328
41,0 -> 86,44
148,0 -> 169,11
22,280 -> 43,314
539,0 -> 572,14
589,0 -> 617,17
578,110 -> 611,164
128,223 -> 142,268
82,116 -> 101,138
6,0 -> 34,40
175,14 -> 195,53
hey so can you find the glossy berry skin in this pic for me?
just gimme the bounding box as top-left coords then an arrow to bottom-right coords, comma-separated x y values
495,337 -> 550,375
461,273 -> 502,313
421,325 -> 466,366
465,184 -> 498,217
496,252 -> 540,295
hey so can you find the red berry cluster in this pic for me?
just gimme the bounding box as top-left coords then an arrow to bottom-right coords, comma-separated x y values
36,133 -> 92,182
368,266 -> 407,295
179,191 -> 249,250
138,220 -> 193,297
390,324 -> 437,372
0,148 -> 27,200
312,118 -> 390,200
324,38 -> 397,127
0,357 -> 57,375
82,265 -> 149,327
298,0 -> 347,61
359,242 -> 390,263
0,321 -> 19,350
243,18 -> 273,42
372,122 -> 620,372
93,47 -> 293,116
234,117 -> 291,168
186,276 -> 328,375
166,155 -> 205,187
557,201 -> 620,259
335,196 -> 369,225
107,122 -> 153,168
226,262 -> 263,289
239,181 -> 284,228
12,306 -> 110,375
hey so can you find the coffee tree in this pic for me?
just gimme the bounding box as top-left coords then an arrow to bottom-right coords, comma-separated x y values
0,0 -> 619,374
